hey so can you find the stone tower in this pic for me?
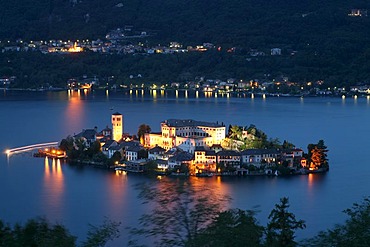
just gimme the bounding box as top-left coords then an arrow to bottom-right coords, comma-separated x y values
112,112 -> 123,142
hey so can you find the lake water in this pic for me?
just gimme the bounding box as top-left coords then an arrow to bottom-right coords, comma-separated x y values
1,89 -> 370,245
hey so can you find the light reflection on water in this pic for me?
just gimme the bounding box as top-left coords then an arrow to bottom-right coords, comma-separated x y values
43,157 -> 64,218
65,90 -> 85,133
2,90 -> 370,244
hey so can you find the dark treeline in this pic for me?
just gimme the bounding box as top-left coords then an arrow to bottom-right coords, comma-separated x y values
2,193 -> 370,247
2,49 -> 370,89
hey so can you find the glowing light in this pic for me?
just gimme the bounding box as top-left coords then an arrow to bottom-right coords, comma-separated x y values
342,95 -> 346,99
5,142 -> 59,155
68,42 -> 83,53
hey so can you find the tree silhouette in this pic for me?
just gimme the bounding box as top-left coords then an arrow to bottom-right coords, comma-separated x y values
266,197 -> 306,247
129,180 -> 230,247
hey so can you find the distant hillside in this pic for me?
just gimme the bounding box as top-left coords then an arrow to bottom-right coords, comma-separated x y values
2,0 -> 370,86
1,0 -> 369,45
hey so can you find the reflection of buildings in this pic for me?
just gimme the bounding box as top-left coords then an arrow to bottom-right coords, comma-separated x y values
43,157 -> 64,217
145,119 -> 226,153
66,89 -> 85,131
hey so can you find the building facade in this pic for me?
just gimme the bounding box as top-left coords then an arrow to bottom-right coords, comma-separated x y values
145,119 -> 226,152
112,112 -> 123,142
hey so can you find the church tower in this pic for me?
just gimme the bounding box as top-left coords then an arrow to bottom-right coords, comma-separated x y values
112,112 -> 123,141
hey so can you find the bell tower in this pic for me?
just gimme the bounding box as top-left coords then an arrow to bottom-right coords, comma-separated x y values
112,112 -> 123,141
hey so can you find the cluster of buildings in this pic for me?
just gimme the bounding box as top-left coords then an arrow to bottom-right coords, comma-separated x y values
348,9 -> 368,17
0,38 -> 216,55
73,113 -> 307,176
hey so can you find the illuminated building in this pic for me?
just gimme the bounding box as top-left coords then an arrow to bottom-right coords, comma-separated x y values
112,112 -> 123,142
145,119 -> 226,153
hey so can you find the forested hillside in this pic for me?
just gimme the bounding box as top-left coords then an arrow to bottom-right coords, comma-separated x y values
1,0 -> 370,87
2,0 -> 370,45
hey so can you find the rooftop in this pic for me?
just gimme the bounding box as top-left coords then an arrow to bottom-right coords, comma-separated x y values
162,119 -> 224,128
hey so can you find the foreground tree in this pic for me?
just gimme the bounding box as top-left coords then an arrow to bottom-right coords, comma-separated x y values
0,217 -> 120,247
266,197 -> 306,247
305,197 -> 370,247
0,217 -> 76,247
128,179 -> 230,247
193,209 -> 264,247
81,218 -> 121,247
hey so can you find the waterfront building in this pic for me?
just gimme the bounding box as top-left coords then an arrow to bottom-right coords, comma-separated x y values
148,146 -> 166,160
217,150 -> 241,169
145,119 -> 226,153
280,148 -> 304,167
125,146 -> 144,161
112,112 -> 123,142
168,151 -> 194,170
156,159 -> 169,170
96,126 -> 113,146
193,146 -> 217,173
74,127 -> 97,147
102,140 -> 118,158
241,149 -> 279,167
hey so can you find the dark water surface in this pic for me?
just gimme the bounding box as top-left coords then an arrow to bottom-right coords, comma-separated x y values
1,89 -> 370,245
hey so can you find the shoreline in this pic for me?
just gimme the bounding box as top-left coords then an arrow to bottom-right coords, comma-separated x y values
1,87 -> 364,98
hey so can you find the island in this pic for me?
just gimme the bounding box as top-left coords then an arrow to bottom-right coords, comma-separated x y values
44,112 -> 329,177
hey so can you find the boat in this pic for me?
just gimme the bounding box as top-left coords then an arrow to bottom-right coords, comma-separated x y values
114,166 -> 144,173
195,172 -> 214,177
169,172 -> 189,177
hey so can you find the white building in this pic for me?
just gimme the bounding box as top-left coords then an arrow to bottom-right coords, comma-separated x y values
241,149 -> 279,167
145,119 -> 226,153
125,146 -> 142,161
148,146 -> 166,160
